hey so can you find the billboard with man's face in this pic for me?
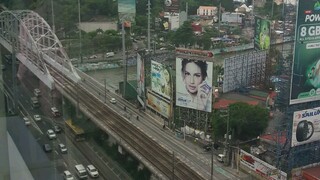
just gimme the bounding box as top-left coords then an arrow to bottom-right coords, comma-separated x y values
292,107 -> 320,147
176,57 -> 213,112
254,16 -> 270,50
290,0 -> 320,104
151,61 -> 172,100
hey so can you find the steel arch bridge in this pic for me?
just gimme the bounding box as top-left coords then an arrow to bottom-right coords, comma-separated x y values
0,10 -> 80,89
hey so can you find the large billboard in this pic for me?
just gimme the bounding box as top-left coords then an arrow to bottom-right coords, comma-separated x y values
290,1 -> 320,104
151,61 -> 172,100
176,57 -> 213,112
146,90 -> 171,118
254,16 -> 270,50
292,107 -> 320,147
137,53 -> 145,106
118,0 -> 136,22
240,150 -> 287,180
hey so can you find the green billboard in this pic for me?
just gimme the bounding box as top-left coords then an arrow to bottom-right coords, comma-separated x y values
290,0 -> 320,104
254,16 -> 270,50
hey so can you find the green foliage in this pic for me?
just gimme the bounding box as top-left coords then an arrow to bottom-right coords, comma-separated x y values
195,27 -> 220,49
136,0 -> 147,15
221,0 -> 234,12
256,0 -> 283,20
135,15 -> 148,27
212,102 -> 269,141
170,21 -> 195,47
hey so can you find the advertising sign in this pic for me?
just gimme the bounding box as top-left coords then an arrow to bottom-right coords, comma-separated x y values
151,61 -> 172,100
146,90 -> 171,118
292,107 -> 320,147
176,57 -> 213,112
240,150 -> 287,180
137,53 -> 145,106
164,0 -> 179,13
118,0 -> 136,22
254,16 -> 271,50
290,1 -> 320,104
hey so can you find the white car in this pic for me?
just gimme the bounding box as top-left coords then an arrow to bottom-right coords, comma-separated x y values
89,55 -> 98,59
63,170 -> 74,180
217,154 -> 225,162
34,88 -> 41,97
23,117 -> 31,126
34,114 -> 41,121
47,129 -> 56,140
51,107 -> 60,117
110,98 -> 116,104
58,143 -> 68,153
86,164 -> 99,178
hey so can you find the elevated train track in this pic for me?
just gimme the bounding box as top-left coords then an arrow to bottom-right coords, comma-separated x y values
49,65 -> 204,180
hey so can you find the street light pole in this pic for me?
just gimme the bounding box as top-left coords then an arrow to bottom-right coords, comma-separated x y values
172,151 -> 175,180
51,0 -> 55,33
122,22 -> 127,98
104,79 -> 107,103
211,142 -> 214,180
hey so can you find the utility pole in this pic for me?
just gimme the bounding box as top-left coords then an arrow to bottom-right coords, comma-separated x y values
78,0 -> 82,64
147,0 -> 151,51
186,2 -> 188,16
218,2 -> 221,38
221,107 -> 230,165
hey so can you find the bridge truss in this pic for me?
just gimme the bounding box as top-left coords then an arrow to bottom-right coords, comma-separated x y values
0,10 -> 80,89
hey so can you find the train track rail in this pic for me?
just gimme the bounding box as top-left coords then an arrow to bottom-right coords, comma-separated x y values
48,66 -> 204,180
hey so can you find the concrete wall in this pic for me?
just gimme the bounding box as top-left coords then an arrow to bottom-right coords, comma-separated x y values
79,22 -> 118,33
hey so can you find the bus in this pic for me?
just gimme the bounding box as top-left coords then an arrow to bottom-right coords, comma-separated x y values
65,119 -> 86,141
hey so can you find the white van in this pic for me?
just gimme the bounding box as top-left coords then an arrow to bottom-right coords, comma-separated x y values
75,164 -> 87,179
105,52 -> 115,58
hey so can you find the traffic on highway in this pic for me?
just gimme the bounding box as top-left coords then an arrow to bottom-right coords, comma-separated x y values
1,59 -> 130,180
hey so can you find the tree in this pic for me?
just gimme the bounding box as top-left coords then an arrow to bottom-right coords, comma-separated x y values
170,21 -> 195,47
212,102 -> 269,141
221,0 -> 234,12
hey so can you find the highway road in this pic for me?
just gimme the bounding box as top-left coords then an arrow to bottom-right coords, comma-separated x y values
1,60 -> 131,180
